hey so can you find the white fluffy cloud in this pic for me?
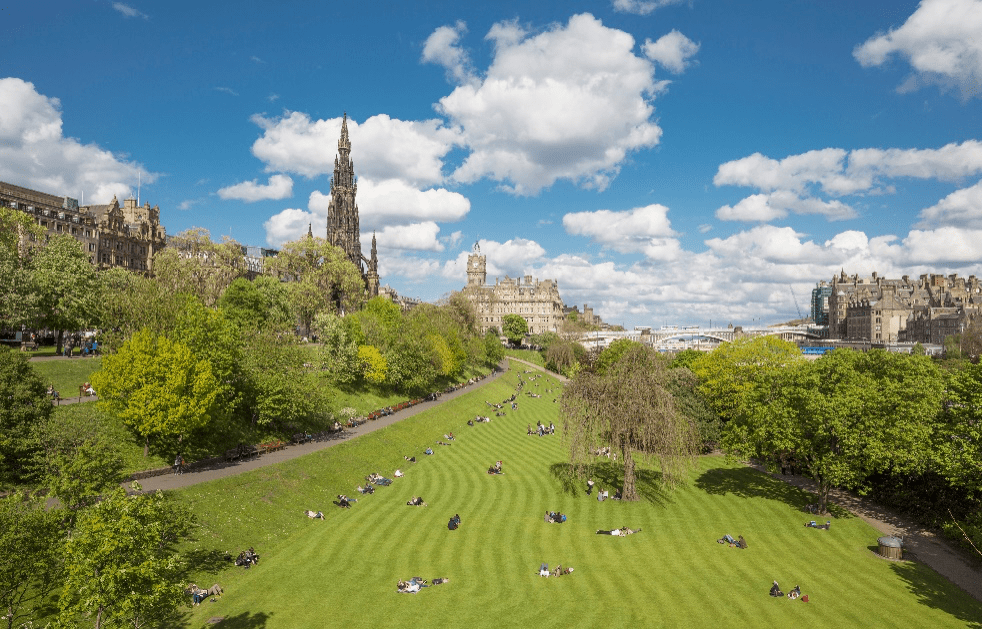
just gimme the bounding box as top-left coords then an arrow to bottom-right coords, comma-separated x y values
371,222 -> 444,252
217,174 -> 293,202
642,30 -> 700,74
250,112 -> 460,186
263,208 -> 322,248
611,0 -> 686,16
563,204 -> 680,258
917,179 -> 982,227
430,13 -> 665,195
421,21 -> 474,84
0,77 -> 153,203
854,0 -> 982,98
715,141 -> 982,222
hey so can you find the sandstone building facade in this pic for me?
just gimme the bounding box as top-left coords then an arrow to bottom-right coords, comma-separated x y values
828,270 -> 982,344
326,114 -> 379,297
463,243 -> 565,335
0,180 -> 166,272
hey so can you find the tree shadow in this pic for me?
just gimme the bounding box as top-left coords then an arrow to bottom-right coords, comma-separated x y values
549,461 -> 669,505
694,466 -> 853,518
212,611 -> 272,628
185,547 -> 233,575
888,559 -> 982,628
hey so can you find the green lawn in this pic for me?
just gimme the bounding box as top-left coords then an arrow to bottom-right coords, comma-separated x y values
173,365 -> 982,629
505,348 -> 545,366
30,357 -> 102,399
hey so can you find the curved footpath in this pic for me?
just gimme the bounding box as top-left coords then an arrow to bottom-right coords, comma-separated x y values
132,361 -> 512,493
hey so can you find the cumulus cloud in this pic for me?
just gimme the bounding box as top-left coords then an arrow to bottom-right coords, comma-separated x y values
307,179 -> 469,230
217,174 -> 293,202
371,222 -> 445,252
432,13 -> 665,195
250,112 -> 460,186
563,204 -> 679,256
854,0 -> 982,98
642,30 -> 700,74
421,20 -> 475,84
612,0 -> 686,16
0,77 -> 153,203
263,208 -> 322,248
917,180 -> 982,227
112,3 -> 148,19
715,141 -> 982,222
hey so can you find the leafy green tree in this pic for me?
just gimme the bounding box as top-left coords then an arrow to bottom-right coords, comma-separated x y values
313,312 -> 360,385
386,338 -> 438,396
484,329 -> 505,367
594,339 -> 643,376
725,349 -> 944,513
35,405 -> 124,511
240,332 -> 325,428
353,297 -> 403,351
60,488 -> 193,629
0,207 -> 42,330
91,268 -> 185,352
28,234 -> 99,353
690,336 -> 801,423
92,329 -> 220,457
357,345 -> 387,384
217,277 -> 267,331
666,367 -> 721,452
0,494 -> 63,629
173,298 -> 244,412
267,235 -> 366,336
529,331 -> 560,352
0,348 -> 51,484
561,344 -> 699,500
670,349 -> 703,370
253,275 -> 296,333
151,228 -> 246,307
937,362 -> 982,490
501,314 -> 528,346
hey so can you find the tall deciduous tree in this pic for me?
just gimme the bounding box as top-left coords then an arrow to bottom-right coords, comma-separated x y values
240,331 -> 325,428
501,314 -> 528,347
267,235 -> 366,336
0,494 -> 62,629
91,268 -> 186,352
0,348 -> 51,484
0,207 -> 42,330
92,329 -> 220,457
484,329 -> 505,367
561,345 -> 699,500
725,349 -> 944,513
937,362 -> 982,490
152,228 -> 246,307
60,488 -> 193,629
691,336 -> 802,423
313,311 -> 360,385
28,234 -> 99,353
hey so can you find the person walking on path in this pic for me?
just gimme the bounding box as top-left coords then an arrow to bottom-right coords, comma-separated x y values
174,454 -> 184,475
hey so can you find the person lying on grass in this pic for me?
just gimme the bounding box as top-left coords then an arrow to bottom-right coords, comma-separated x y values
367,473 -> 393,485
334,497 -> 353,509
596,527 -> 641,536
437,441 -> 452,446
552,564 -> 573,576
394,469 -> 404,477
356,485 -> 375,494
788,585 -> 801,600
304,510 -> 324,519
544,511 -> 566,523
805,520 -> 831,530
407,496 -> 427,506
398,577 -> 449,593
405,455 -> 416,462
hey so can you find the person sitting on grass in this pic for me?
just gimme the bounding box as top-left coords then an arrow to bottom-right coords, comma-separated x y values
544,511 -> 566,523
334,497 -> 352,509
487,461 -> 503,475
337,494 -> 357,504
788,585 -> 801,600
738,535 -> 748,548
394,469 -> 404,477
425,447 -> 434,455
405,455 -> 416,462
407,496 -> 427,506
769,581 -> 783,597
539,563 -> 550,577
304,510 -> 324,519
448,514 -> 461,530
356,484 -> 375,494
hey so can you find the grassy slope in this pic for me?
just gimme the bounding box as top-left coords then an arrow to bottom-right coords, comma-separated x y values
504,348 -> 545,366
174,365 -> 982,629
30,357 -> 101,398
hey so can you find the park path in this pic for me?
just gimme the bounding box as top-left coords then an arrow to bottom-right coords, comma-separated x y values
751,463 -> 982,603
131,360 -> 515,493
507,356 -> 569,383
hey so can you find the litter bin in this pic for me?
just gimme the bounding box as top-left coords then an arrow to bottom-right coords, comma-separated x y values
877,535 -> 903,560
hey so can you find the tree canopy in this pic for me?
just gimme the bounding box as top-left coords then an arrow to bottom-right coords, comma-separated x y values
151,228 -> 246,307
0,494 -> 62,629
561,344 -> 699,500
0,348 -> 51,483
28,234 -> 99,351
501,314 -> 528,346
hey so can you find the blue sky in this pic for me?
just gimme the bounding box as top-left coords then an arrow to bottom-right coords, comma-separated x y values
4,0 -> 982,329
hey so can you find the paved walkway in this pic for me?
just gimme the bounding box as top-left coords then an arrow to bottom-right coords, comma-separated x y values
133,362 -> 511,493
751,463 -> 982,603
507,356 -> 569,383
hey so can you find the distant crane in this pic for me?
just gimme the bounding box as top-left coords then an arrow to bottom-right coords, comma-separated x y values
789,285 -> 804,321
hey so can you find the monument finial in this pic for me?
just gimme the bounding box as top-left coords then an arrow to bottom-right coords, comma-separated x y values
339,112 -> 351,153
473,240 -> 481,253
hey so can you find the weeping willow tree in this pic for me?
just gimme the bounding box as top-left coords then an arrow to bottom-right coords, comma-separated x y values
560,344 -> 699,500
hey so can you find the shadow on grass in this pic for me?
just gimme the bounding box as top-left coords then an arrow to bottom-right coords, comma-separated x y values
694,466 -> 853,519
213,611 -> 272,628
549,461 -> 669,505
185,548 -> 233,575
888,560 -> 982,629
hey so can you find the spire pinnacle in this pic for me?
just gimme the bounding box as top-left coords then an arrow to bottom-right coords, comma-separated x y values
339,112 -> 351,153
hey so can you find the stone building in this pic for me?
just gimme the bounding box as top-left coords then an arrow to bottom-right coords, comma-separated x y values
828,270 -> 982,344
462,243 -> 565,335
0,180 -> 165,271
326,114 -> 379,297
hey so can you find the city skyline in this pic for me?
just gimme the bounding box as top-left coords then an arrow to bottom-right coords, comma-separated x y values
4,0 -> 982,328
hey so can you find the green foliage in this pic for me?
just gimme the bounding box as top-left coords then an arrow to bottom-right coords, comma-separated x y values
544,339 -> 584,375
669,349 -> 703,370
48,404 -> 169,477
0,348 -> 51,484
217,277 -> 267,331
253,275 -> 296,333
357,345 -> 387,384
529,330 -> 560,351
28,357 -> 101,403
35,404 -> 125,511
267,235 -> 366,335
90,268 -> 185,352
593,338 -> 643,376
28,234 -> 99,346
725,350 -> 944,512
240,332 -> 326,428
0,206 -> 42,329
501,314 -> 528,346
151,228 -> 246,307
666,367 -> 721,452
937,362 -> 982,490
173,297 -> 244,413
691,336 -> 802,423
313,312 -> 360,385
483,329 -> 505,366
0,494 -> 63,628
92,329 -> 221,455
386,338 -> 438,396
60,488 -> 193,629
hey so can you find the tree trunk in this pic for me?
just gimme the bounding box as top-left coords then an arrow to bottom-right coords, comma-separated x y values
56,329 -> 64,355
817,478 -> 830,514
144,436 -> 149,458
621,441 -> 638,501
